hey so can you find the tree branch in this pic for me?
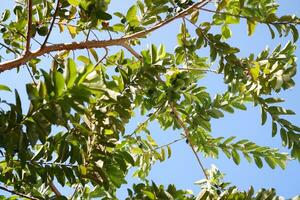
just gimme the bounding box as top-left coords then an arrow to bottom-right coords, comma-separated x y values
41,0 -> 61,47
0,185 -> 39,200
121,43 -> 143,61
49,182 -> 61,197
94,47 -> 108,67
0,0 -> 211,72
170,104 -> 209,180
25,0 -> 33,54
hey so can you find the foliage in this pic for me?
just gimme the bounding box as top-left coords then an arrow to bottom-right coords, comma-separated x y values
0,0 -> 299,199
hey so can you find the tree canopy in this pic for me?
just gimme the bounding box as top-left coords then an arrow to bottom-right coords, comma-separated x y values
0,0 -> 299,199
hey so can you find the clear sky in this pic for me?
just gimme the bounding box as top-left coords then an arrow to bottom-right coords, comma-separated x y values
0,0 -> 299,199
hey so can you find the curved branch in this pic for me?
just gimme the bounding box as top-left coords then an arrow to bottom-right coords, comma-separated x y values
0,0 -> 211,72
121,43 -> 143,61
42,0 -> 61,47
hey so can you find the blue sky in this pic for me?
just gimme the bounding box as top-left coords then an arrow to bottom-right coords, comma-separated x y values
0,0 -> 299,198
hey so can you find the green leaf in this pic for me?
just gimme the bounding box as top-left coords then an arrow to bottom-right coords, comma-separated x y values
264,157 -> 276,169
223,136 -> 236,145
1,9 -> 10,21
267,24 -> 275,39
190,10 -> 199,24
151,44 -> 157,63
89,48 -> 99,62
53,71 -> 65,96
232,149 -> 240,165
68,0 -> 79,6
96,11 -> 112,21
167,145 -> 172,159
247,19 -> 256,36
221,24 -> 232,39
104,129 -> 114,135
15,89 -> 22,121
67,25 -> 77,38
126,5 -> 138,23
77,55 -> 91,65
261,108 -> 267,125
231,102 -> 246,110
0,84 -> 11,92
290,25 -> 299,42
272,122 -> 277,137
250,62 -> 260,80
79,165 -> 87,176
208,109 -> 224,119
66,58 -> 77,88
142,190 -> 155,200
217,0 -> 228,11
254,156 -> 263,168
264,98 -> 285,104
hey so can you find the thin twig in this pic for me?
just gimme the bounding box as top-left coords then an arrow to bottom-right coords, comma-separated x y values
86,29 -> 91,59
121,43 -> 143,61
129,106 -> 163,137
0,185 -> 39,200
25,0 -> 33,54
25,64 -> 37,86
70,184 -> 80,200
91,30 -> 100,41
94,47 -> 108,67
0,42 -> 17,55
170,103 -> 209,180
41,0 -> 61,47
150,137 -> 186,152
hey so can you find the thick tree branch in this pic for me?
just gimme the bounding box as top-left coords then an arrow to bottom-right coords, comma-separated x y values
25,0 -> 33,54
49,182 -> 61,197
41,0 -> 61,47
0,185 -> 39,200
170,104 -> 209,180
0,0 -> 211,72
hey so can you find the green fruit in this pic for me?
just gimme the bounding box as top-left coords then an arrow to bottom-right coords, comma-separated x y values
0,27 -> 7,33
121,18 -> 126,24
37,26 -> 48,36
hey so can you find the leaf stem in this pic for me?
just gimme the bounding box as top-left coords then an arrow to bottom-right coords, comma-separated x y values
170,103 -> 209,180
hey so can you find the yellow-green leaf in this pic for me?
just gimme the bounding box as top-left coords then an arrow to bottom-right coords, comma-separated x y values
79,165 -> 87,176
68,0 -> 79,6
104,129 -> 114,135
67,25 -> 77,38
247,19 -> 256,36
222,24 -> 232,39
250,62 -> 260,80
0,84 -> 11,92
217,0 -> 229,11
